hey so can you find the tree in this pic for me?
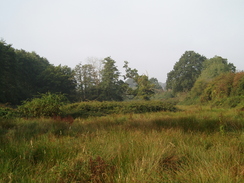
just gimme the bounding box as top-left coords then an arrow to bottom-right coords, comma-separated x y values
136,75 -> 155,100
166,51 -> 206,93
0,40 -> 76,104
74,63 -> 100,101
99,57 -> 125,101
15,50 -> 50,101
149,77 -> 163,90
123,61 -> 155,100
40,65 -> 77,101
123,61 -> 138,80
0,41 -> 19,104
201,56 -> 236,79
190,56 -> 236,98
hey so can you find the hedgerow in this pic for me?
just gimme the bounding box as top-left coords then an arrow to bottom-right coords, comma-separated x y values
62,101 -> 177,118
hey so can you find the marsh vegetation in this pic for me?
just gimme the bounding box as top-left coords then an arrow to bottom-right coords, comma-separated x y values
1,104 -> 244,182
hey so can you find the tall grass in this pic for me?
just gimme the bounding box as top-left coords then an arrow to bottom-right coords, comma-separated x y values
0,105 -> 244,182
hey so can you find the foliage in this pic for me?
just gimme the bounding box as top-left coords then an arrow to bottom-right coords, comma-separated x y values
0,41 -> 20,104
149,77 -> 163,90
62,101 -> 177,118
231,72 -> 244,96
123,61 -> 156,100
99,57 -> 125,101
0,105 -> 16,119
190,56 -> 235,98
198,72 -> 244,108
74,61 -> 101,101
18,93 -> 67,118
15,49 -> 50,101
166,51 -> 206,93
136,75 -> 155,100
40,65 -> 77,101
201,73 -> 234,102
0,41 -> 76,105
201,56 -> 236,79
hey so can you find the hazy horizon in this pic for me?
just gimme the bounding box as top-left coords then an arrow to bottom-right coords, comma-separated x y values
1,0 -> 244,82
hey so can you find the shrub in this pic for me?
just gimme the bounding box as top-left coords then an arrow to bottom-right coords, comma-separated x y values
18,92 -> 67,118
231,72 -> 244,96
200,73 -> 234,103
62,101 -> 178,118
199,72 -> 244,108
0,105 -> 16,118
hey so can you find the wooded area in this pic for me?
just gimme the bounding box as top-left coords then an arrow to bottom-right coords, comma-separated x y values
1,40 -> 244,107
0,41 -> 162,105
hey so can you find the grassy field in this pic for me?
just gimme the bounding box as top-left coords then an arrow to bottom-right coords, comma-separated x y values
0,105 -> 244,182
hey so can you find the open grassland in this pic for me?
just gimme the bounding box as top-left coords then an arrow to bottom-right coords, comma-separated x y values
0,105 -> 244,182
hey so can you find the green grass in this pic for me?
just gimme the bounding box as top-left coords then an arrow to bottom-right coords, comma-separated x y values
0,105 -> 244,182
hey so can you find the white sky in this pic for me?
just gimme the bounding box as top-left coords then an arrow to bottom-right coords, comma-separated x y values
1,0 -> 244,82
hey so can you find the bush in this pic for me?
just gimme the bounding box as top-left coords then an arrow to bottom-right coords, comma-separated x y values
231,72 -> 244,96
200,73 -> 234,103
18,93 -> 67,118
62,101 -> 178,118
0,105 -> 16,119
198,72 -> 244,108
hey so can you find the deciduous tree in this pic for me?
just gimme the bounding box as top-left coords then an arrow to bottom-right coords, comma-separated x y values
99,57 -> 124,101
123,61 -> 155,100
166,51 -> 206,93
74,63 -> 100,101
190,56 -> 236,98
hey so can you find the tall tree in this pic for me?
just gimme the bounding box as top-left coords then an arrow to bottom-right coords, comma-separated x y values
149,77 -> 163,90
166,51 -> 206,93
136,75 -> 155,100
190,56 -> 236,98
99,57 -> 124,101
201,56 -> 236,79
15,50 -> 50,101
123,61 -> 155,100
74,63 -> 100,101
0,40 -> 77,104
40,65 -> 77,101
0,41 -> 19,104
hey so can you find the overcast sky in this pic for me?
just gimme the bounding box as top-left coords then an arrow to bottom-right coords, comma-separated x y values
1,0 -> 244,82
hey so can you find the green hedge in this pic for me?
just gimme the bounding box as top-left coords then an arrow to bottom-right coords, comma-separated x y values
61,101 -> 177,118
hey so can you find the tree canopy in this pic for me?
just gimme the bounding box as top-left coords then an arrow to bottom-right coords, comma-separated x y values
99,57 -> 125,101
190,56 -> 236,99
123,61 -> 156,100
2,39 -> 241,105
0,41 -> 76,105
166,51 -> 206,93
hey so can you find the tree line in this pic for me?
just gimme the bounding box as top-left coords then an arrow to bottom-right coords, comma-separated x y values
2,40 -> 240,106
165,51 -> 244,107
166,51 -> 236,94
0,40 -> 162,105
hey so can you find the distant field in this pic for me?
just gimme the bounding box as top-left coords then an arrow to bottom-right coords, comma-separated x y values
0,105 -> 244,182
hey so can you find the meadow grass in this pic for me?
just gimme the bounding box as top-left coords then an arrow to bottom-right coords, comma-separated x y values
0,105 -> 244,182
